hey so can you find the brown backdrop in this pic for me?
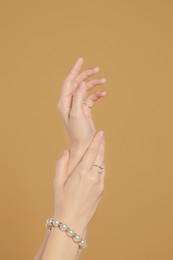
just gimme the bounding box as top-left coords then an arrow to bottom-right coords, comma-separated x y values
1,0 -> 173,259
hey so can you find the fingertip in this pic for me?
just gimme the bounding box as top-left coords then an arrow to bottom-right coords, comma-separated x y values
78,57 -> 84,63
95,91 -> 107,97
101,78 -> 107,83
94,67 -> 100,72
101,91 -> 107,96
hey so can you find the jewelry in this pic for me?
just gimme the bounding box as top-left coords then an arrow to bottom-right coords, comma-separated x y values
93,164 -> 105,174
45,218 -> 87,249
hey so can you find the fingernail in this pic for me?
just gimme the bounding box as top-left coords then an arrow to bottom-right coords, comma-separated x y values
80,81 -> 86,88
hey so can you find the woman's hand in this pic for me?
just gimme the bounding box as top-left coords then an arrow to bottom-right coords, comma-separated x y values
41,133 -> 105,260
53,130 -> 105,234
57,58 -> 106,174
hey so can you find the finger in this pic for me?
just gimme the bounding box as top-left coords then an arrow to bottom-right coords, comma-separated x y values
70,81 -> 87,118
57,58 -> 84,124
80,131 -> 104,172
61,57 -> 84,97
99,162 -> 106,184
92,139 -> 106,182
54,150 -> 69,187
65,57 -> 84,83
86,77 -> 106,91
94,138 -> 105,167
84,91 -> 107,110
73,67 -> 100,90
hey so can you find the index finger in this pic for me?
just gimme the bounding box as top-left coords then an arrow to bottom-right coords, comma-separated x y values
61,57 -> 84,96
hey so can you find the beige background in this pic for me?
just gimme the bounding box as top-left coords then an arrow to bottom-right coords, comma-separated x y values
0,0 -> 173,259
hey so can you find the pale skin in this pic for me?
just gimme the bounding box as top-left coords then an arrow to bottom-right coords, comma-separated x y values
34,58 -> 107,260
42,132 -> 105,260
58,57 -> 107,176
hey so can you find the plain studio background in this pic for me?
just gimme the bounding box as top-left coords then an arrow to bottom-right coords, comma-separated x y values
0,0 -> 173,259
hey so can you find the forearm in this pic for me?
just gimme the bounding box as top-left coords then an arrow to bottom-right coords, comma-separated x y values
34,217 -> 84,260
34,231 -> 50,260
34,144 -> 89,260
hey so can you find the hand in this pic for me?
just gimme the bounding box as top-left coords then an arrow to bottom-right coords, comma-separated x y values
53,131 -> 105,233
58,57 -> 107,153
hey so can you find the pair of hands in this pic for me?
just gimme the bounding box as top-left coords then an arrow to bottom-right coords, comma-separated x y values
53,58 -> 107,232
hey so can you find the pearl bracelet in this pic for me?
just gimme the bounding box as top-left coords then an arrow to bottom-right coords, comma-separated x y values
45,218 -> 87,249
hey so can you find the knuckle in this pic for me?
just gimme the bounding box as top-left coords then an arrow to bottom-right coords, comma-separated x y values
89,174 -> 99,185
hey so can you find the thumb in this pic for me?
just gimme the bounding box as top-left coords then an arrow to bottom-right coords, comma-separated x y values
54,150 -> 69,188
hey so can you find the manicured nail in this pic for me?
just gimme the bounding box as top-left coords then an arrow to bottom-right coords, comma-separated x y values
80,81 -> 86,88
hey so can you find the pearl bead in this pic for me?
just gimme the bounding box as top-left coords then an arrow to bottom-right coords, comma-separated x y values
52,219 -> 59,227
59,223 -> 68,231
73,234 -> 82,242
47,218 -> 53,227
45,218 -> 87,249
79,239 -> 87,249
67,229 -> 75,237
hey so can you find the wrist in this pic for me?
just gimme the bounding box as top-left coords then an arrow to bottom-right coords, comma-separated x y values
53,212 -> 87,238
69,141 -> 92,160
67,144 -> 91,176
70,142 -> 88,154
46,216 -> 88,250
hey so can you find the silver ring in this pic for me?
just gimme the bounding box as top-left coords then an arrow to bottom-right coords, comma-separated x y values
93,164 -> 104,174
